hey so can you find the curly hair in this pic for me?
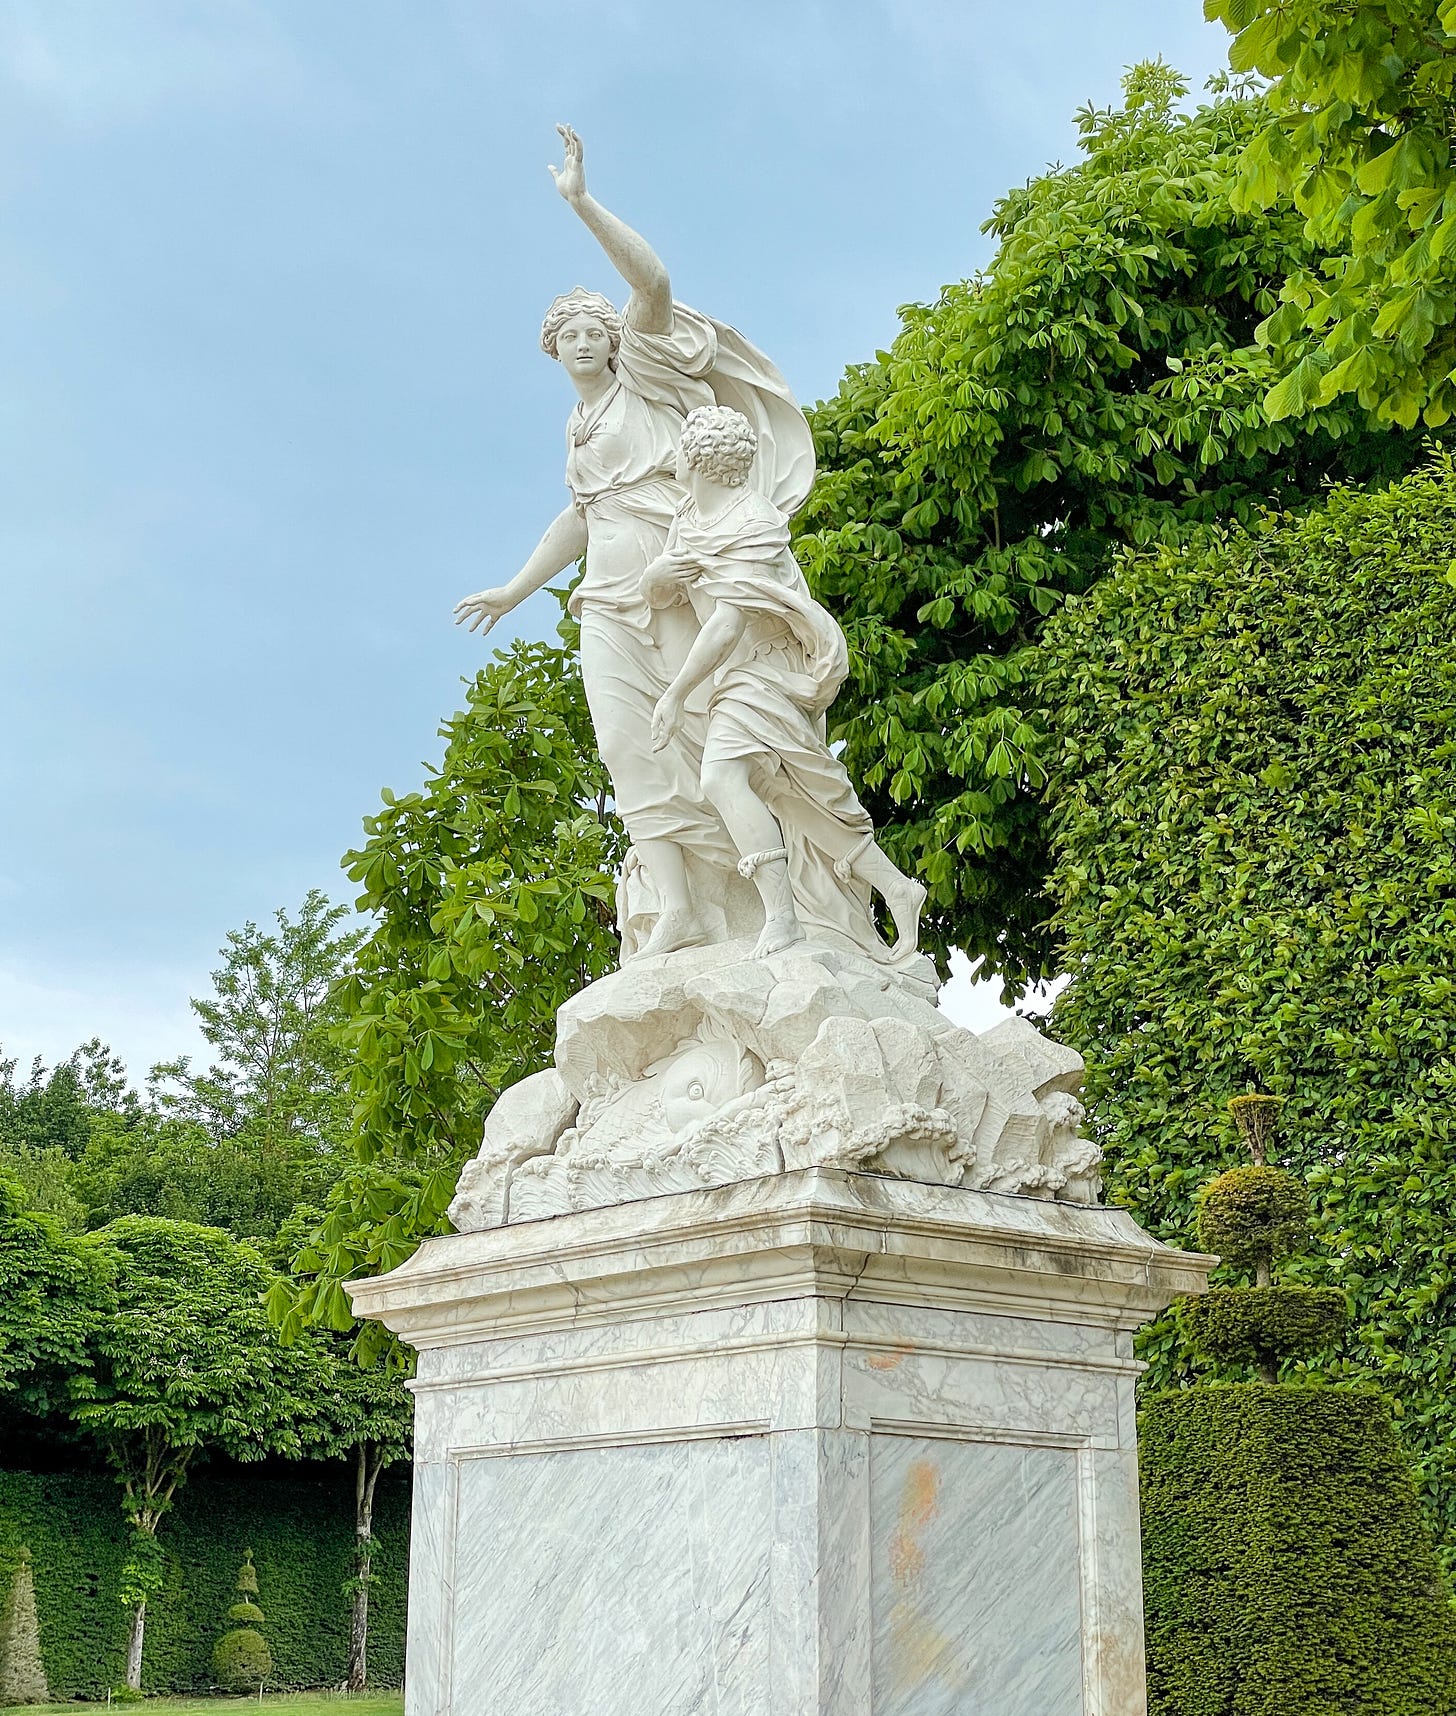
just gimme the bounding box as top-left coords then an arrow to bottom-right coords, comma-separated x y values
679,405 -> 758,486
540,287 -> 623,361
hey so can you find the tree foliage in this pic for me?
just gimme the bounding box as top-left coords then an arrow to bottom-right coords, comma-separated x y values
278,635 -> 621,1351
69,1217 -> 328,1687
794,63 -> 1421,986
152,889 -> 363,1158
1208,0 -> 1456,427
0,1173 -> 110,1420
1042,452 -> 1456,1556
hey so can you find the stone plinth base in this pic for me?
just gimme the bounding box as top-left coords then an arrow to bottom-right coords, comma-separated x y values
348,1169 -> 1211,1716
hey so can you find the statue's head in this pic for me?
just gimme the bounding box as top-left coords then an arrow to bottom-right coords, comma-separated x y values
541,287 -> 622,379
678,405 -> 758,487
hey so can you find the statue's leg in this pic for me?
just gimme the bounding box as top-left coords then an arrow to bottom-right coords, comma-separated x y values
579,608 -> 720,954
700,756 -> 804,958
841,840 -> 927,957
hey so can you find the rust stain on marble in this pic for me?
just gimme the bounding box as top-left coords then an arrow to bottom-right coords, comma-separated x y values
886,1457 -> 968,1696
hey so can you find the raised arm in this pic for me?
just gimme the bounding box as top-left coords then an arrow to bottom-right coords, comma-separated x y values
549,124 -> 671,335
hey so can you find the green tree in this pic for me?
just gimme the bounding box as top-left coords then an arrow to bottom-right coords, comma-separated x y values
152,889 -> 364,1157
0,1040 -> 139,1161
794,64 -> 1421,986
1041,451 -> 1456,1558
0,1173 -> 110,1421
77,1109 -> 326,1241
1207,0 -> 1456,428
278,636 -> 621,1349
69,1217 -> 326,1691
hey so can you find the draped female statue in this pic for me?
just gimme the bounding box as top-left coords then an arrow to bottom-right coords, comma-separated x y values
454,125 -> 814,959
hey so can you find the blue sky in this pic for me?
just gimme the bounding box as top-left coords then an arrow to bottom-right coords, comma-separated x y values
0,1 -> 1233,1080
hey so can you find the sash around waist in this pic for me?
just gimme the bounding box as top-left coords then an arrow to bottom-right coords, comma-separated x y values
570,468 -> 678,514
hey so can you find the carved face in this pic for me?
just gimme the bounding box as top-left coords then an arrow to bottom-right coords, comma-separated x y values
555,312 -> 614,382
658,1039 -> 752,1138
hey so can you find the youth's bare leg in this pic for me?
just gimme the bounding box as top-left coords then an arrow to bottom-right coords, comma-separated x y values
700,757 -> 804,958
837,836 -> 926,957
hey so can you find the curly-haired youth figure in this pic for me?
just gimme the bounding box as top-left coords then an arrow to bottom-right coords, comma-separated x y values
644,407 -> 926,964
455,126 -> 814,959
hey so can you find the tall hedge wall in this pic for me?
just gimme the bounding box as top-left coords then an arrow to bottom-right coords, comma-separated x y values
1042,453 -> 1456,1559
0,1464 -> 409,1697
1141,1385 -> 1456,1715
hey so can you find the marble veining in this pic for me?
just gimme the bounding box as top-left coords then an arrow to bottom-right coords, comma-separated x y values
355,1172 -> 1206,1715
449,1437 -> 772,1715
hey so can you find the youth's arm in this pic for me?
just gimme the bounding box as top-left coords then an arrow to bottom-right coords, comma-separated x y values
651,605 -> 747,752
454,505 -> 589,635
549,124 -> 672,334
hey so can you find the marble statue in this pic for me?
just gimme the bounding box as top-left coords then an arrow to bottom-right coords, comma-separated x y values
352,131 -> 1192,1716
455,123 -> 813,963
447,126 -> 1102,1230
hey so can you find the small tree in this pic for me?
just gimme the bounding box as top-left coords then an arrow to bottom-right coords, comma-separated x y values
70,1218 -> 325,1691
0,1548 -> 50,1706
307,1341 -> 413,1691
212,1548 -> 271,1691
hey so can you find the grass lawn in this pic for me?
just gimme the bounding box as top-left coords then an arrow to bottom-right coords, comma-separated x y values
0,1698 -> 403,1716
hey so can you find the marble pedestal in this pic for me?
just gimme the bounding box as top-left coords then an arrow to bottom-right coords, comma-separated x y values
348,1168 -> 1211,1716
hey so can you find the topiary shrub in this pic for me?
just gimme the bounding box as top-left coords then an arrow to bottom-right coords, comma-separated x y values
212,1549 -> 271,1690
1177,1096 -> 1348,1383
1141,1386 -> 1456,1715
1043,451 -> 1456,1560
1195,1165 -> 1307,1272
0,1547 -> 50,1705
1181,1285 -> 1347,1370
1144,1095 -> 1456,1708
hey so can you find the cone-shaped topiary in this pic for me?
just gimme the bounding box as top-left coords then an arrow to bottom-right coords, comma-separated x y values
212,1550 -> 271,1691
0,1548 -> 50,1706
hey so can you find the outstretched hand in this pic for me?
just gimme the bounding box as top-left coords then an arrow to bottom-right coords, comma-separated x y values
452,587 -> 516,636
548,123 -> 586,203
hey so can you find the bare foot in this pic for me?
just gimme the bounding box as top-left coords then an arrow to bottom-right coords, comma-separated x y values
881,876 -> 927,956
753,912 -> 806,960
639,906 -> 711,958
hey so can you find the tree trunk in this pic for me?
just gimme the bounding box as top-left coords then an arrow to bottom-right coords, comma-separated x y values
125,1599 -> 147,1692
346,1444 -> 384,1692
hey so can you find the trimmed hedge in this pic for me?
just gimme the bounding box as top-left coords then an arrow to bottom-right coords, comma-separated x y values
1141,1385 -> 1456,1715
1044,453 -> 1456,1560
0,1465 -> 408,1697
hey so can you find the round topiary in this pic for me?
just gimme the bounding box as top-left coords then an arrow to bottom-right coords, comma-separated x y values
226,1600 -> 266,1625
1180,1285 -> 1347,1371
212,1627 -> 272,1689
1196,1165 -> 1309,1271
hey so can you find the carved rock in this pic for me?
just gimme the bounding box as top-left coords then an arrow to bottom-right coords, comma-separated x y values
450,940 -> 1100,1229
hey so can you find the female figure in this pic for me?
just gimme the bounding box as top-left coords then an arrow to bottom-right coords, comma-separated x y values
646,406 -> 926,966
455,126 -> 813,958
